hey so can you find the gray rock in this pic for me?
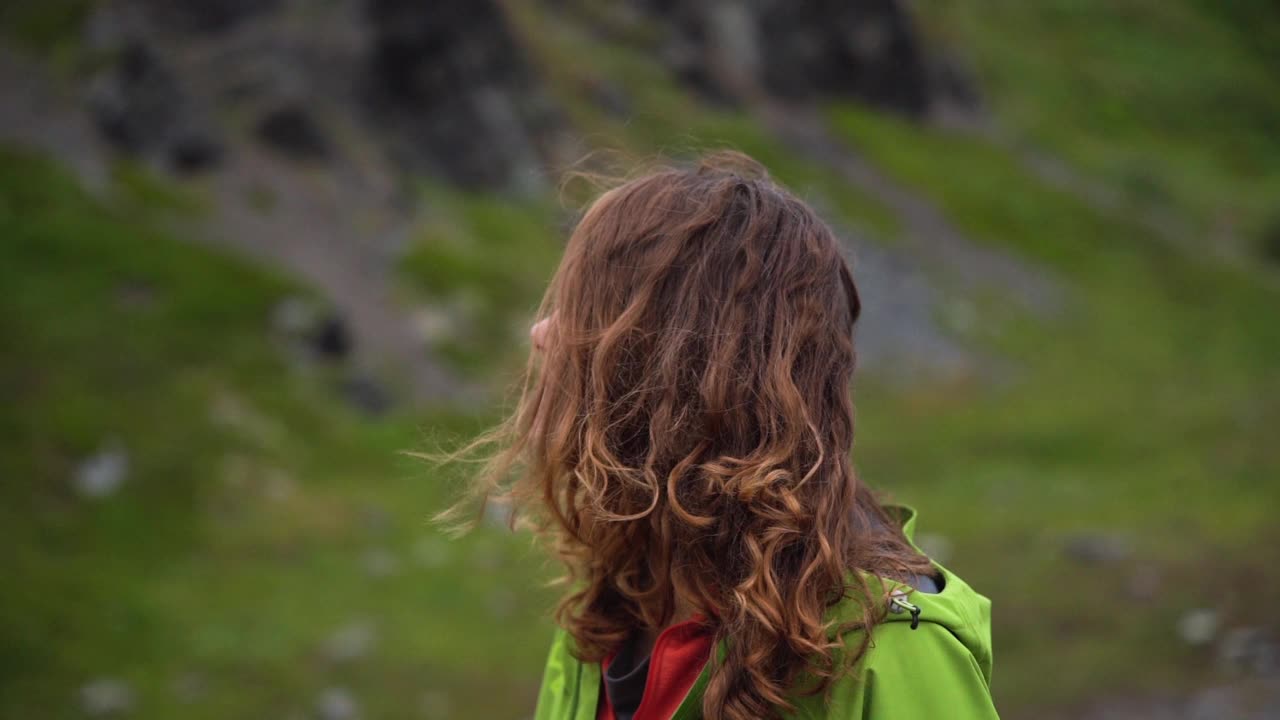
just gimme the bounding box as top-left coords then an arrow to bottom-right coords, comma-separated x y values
364,0 -> 559,190
1062,532 -> 1132,565
1217,626 -> 1279,676
255,104 -> 330,161
583,78 -> 630,118
316,687 -> 360,720
409,305 -> 457,346
169,130 -> 223,173
1187,685 -> 1241,720
311,315 -> 352,361
139,0 -> 281,35
323,620 -> 378,663
272,296 -> 323,337
87,41 -> 183,155
361,548 -> 401,578
80,678 -> 134,716
628,0 -> 966,116
85,39 -> 223,174
1178,608 -> 1219,647
83,3 -> 147,54
270,299 -> 358,376
704,2 -> 760,96
74,441 -> 129,499
928,47 -> 984,124
341,375 -> 391,417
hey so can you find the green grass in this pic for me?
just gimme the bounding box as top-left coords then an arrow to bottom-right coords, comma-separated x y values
922,0 -> 1280,246
398,187 -> 564,376
0,0 -> 93,53
0,147 -> 559,719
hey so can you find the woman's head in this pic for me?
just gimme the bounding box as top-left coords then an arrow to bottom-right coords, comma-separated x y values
443,152 -> 929,719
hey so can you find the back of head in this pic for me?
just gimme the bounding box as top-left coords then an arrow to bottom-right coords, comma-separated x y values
447,152 -> 930,719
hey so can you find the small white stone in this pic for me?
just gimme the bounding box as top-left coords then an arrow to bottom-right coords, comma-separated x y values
316,687 -> 360,720
80,677 -> 133,716
410,305 -> 456,344
1178,608 -> 1219,646
323,620 -> 378,663
271,296 -> 319,336
74,442 -> 129,499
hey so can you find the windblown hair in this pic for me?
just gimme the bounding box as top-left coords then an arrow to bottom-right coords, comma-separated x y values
435,152 -> 932,720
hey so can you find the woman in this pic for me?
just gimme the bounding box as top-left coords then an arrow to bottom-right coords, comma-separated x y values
442,152 -> 999,719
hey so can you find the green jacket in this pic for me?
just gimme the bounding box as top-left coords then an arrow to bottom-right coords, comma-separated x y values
533,505 -> 1000,719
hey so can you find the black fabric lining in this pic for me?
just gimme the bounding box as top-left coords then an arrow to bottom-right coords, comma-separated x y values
602,633 -> 649,720
910,571 -> 944,594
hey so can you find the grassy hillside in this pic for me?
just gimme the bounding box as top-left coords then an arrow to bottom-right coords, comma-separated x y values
0,148 -> 558,718
925,0 -> 1280,249
3,1 -> 1279,717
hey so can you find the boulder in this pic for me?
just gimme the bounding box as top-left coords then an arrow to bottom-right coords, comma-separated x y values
87,41 -> 183,154
87,40 -> 224,172
134,0 -> 279,34
254,104 -> 330,161
626,0 -> 978,118
363,0 -> 556,190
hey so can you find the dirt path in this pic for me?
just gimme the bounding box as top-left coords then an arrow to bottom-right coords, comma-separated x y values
759,101 -> 1064,314
744,100 -> 1066,380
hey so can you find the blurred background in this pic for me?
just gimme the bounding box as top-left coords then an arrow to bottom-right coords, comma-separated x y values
2,1 -> 1278,718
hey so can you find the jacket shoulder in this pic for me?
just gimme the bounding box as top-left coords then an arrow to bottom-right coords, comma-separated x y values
782,619 -> 997,719
533,626 -> 601,720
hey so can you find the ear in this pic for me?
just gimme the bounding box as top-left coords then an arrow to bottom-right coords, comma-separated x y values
530,312 -> 557,352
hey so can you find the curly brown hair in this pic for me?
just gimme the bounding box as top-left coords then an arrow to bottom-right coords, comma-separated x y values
435,152 -> 933,719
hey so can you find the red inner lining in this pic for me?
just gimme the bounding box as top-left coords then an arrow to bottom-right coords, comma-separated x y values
597,617 -> 714,720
